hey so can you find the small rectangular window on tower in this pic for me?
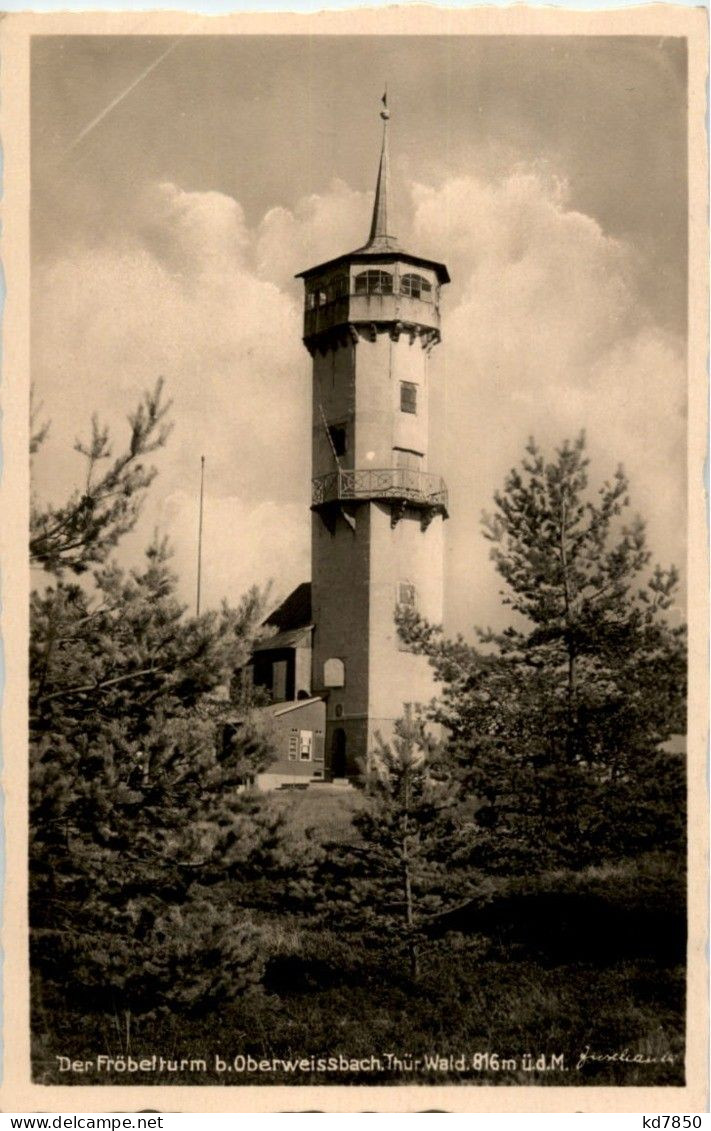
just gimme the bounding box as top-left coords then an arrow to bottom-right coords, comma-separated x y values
328,424 -> 347,457
400,381 -> 417,414
397,582 -> 418,653
394,448 -> 423,471
398,582 -> 417,608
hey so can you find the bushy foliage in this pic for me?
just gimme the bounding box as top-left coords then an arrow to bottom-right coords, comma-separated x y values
29,387 -> 300,1024
34,856 -> 686,1087
30,539 -> 288,1019
398,434 -> 686,872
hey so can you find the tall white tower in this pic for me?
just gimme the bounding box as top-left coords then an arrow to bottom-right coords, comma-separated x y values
297,99 -> 450,777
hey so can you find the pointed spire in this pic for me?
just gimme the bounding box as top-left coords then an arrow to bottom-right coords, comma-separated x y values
365,90 -> 400,252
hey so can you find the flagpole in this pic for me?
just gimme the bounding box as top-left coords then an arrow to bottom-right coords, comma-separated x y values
196,455 -> 205,616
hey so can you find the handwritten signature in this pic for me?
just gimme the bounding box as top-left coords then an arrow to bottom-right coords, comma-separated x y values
576,1045 -> 675,1070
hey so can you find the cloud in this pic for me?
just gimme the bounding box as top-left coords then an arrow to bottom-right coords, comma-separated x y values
158,490 -> 309,614
32,165 -> 685,632
138,182 -> 252,275
255,178 -> 371,292
414,169 -> 686,631
32,179 -> 312,614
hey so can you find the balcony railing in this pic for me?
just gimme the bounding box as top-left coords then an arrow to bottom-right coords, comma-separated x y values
312,467 -> 448,515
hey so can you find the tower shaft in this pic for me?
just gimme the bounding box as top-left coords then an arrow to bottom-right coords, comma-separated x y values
296,100 -> 450,777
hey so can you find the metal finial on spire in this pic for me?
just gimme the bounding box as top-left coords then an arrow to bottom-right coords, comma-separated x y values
366,90 -> 399,251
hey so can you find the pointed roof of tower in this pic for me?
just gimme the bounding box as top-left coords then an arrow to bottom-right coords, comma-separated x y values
296,92 -> 450,285
362,92 -> 400,253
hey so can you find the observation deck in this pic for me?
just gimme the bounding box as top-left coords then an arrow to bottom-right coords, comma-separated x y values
312,467 -> 448,521
299,256 -> 449,350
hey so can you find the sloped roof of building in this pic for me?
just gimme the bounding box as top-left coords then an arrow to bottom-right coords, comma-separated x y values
264,582 -> 312,633
253,624 -> 313,653
260,696 -> 324,719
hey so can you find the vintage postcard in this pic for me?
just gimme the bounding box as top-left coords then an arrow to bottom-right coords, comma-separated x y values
0,4 -> 707,1113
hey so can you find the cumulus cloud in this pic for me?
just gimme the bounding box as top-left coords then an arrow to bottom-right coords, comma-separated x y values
414,170 -> 686,631
32,179 -> 312,610
140,182 -> 253,275
32,165 -> 685,630
255,178 -> 371,292
158,491 -> 309,615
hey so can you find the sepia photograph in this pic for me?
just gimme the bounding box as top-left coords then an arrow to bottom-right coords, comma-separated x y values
1,5 -> 707,1112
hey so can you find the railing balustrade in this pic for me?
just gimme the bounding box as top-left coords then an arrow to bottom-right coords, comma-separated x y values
312,467 -> 448,513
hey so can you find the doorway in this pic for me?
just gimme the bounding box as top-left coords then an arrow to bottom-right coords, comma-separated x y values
331,727 -> 347,778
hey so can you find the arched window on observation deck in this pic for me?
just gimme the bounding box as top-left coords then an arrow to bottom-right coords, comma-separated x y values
354,269 -> 393,295
400,273 -> 432,301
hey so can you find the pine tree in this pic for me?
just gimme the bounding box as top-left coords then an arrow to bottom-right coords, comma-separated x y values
30,380 -> 172,575
30,540 -> 285,1022
29,387 -> 297,1027
316,709 -> 477,979
397,435 -> 686,871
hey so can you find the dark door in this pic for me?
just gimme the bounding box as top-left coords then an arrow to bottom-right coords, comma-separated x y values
331,728 -> 346,778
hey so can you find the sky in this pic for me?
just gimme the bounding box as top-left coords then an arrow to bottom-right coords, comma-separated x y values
31,34 -> 688,634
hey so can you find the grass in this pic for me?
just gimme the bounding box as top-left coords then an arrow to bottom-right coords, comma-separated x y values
266,785 -> 363,845
32,932 -> 685,1087
31,786 -> 686,1089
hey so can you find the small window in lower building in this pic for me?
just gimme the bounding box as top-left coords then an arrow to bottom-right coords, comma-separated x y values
400,381 -> 417,414
314,729 -> 325,762
299,730 -> 313,761
288,729 -> 298,760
